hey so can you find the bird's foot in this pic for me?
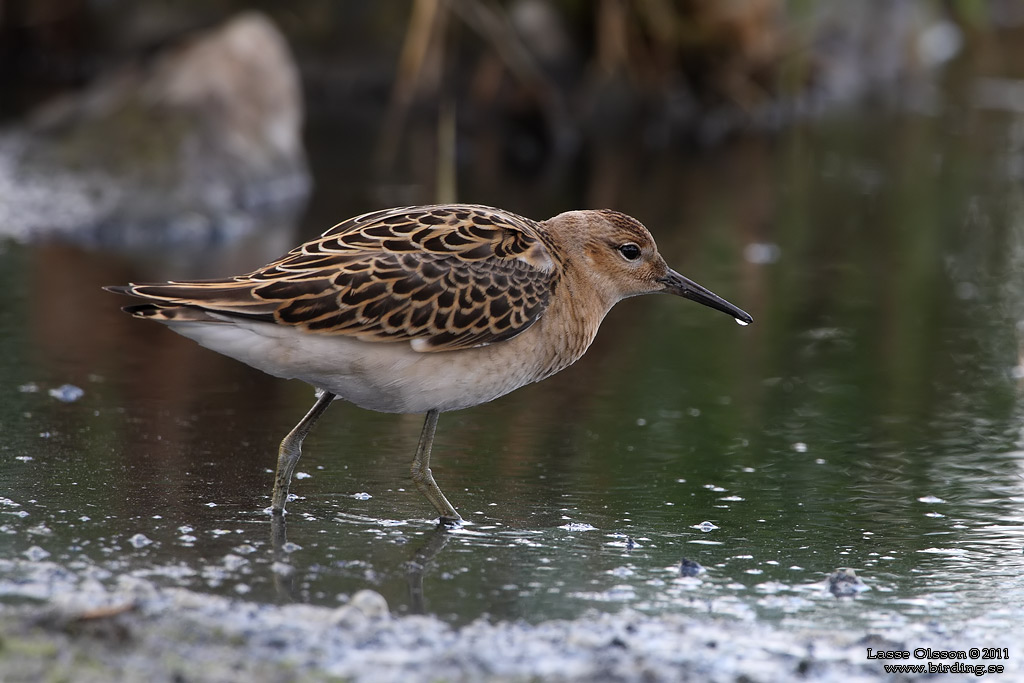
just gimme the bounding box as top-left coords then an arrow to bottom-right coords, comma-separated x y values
437,515 -> 463,529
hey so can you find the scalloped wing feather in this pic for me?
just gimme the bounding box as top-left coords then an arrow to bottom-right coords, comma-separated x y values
115,205 -> 559,352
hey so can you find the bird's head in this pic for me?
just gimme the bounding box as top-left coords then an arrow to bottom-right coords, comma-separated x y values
543,209 -> 753,325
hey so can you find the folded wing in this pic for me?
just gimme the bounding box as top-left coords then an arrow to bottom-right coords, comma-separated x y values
110,204 -> 559,352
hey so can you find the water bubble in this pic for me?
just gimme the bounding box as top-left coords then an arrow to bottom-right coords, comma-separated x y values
693,521 -> 719,532
48,384 -> 84,403
352,492 -> 372,500
222,554 -> 248,571
917,547 -> 966,556
129,533 -> 153,548
917,495 -> 946,504
23,545 -> 50,561
271,561 -> 294,576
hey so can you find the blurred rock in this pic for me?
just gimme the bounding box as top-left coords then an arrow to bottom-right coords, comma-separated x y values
0,11 -> 308,246
332,589 -> 391,627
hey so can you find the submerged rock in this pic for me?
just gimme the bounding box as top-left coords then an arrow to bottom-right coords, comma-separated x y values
0,12 -> 308,246
678,558 -> 705,578
826,567 -> 869,597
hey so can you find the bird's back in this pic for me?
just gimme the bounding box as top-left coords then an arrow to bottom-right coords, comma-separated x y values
110,204 -> 561,352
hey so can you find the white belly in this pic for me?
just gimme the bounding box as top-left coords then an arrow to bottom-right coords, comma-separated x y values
163,319 -> 554,413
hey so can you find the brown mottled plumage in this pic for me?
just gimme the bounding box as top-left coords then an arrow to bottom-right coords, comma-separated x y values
116,205 -> 555,351
109,204 -> 752,524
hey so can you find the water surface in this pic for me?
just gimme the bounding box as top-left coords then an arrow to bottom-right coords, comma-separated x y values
2,87 -> 1024,643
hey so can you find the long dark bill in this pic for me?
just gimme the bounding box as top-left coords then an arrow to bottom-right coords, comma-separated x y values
659,268 -> 753,325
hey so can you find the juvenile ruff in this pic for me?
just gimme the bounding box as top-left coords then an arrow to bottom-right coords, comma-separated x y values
109,204 -> 752,524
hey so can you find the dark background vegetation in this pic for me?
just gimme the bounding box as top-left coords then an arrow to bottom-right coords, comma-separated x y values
2,1 -> 1013,143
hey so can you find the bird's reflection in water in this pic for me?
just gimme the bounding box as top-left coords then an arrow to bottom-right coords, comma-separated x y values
269,514 -> 453,610
404,524 -> 452,615
270,514 -> 296,602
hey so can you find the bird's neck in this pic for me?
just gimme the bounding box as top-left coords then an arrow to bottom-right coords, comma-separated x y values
531,268 -> 617,378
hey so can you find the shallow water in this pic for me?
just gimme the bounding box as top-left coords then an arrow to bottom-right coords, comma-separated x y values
3,82 -> 1024,645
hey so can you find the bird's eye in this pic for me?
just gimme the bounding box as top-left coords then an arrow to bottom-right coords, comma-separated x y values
618,243 -> 642,261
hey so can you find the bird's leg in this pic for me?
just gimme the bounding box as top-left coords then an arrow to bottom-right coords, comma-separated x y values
410,409 -> 463,526
271,390 -> 336,514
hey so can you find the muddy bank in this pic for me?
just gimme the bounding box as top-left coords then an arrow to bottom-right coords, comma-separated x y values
0,559 -> 1013,683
